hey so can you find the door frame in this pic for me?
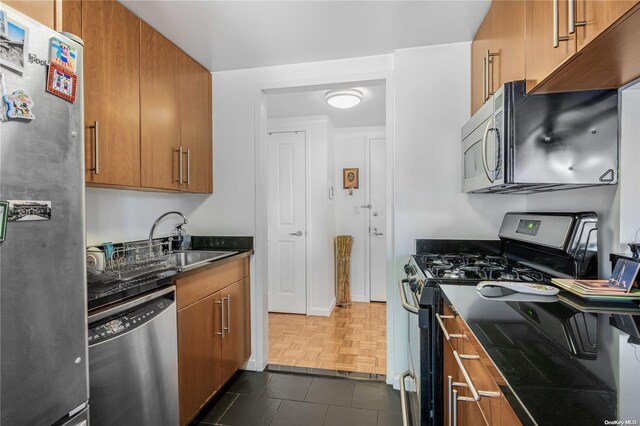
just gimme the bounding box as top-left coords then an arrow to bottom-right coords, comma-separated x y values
265,126 -> 311,315
365,135 -> 388,302
252,71 -> 396,386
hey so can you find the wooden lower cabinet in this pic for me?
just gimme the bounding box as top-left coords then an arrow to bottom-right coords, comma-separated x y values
221,277 -> 251,383
176,257 -> 251,425
442,303 -> 521,426
178,293 -> 222,425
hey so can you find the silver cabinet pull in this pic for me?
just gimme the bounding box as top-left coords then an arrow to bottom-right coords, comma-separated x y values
398,281 -> 419,314
436,313 -> 463,340
89,121 -> 99,175
289,231 -> 303,236
222,296 -> 229,335
554,0 -> 571,47
482,55 -> 487,103
448,375 -> 453,426
186,148 -> 191,185
452,389 -> 458,426
215,299 -> 224,337
485,50 -> 498,101
226,295 -> 231,334
568,0 -> 586,34
453,351 -> 481,401
175,146 -> 183,184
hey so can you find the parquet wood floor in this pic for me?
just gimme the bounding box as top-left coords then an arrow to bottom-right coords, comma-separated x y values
268,302 -> 386,375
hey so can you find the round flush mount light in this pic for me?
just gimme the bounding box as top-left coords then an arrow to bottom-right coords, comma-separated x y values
324,89 -> 363,109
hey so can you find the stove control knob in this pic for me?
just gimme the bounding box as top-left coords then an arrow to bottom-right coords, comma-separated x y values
409,278 -> 418,292
404,263 -> 412,274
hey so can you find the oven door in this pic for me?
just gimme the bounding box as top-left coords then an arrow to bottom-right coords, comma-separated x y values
398,280 -> 421,426
462,91 -> 505,193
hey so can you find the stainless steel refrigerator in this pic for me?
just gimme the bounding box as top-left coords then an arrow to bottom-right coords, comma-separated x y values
0,6 -> 89,426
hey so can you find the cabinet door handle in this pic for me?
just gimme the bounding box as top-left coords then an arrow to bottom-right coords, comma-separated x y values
485,50 -> 498,100
175,146 -> 184,184
89,121 -> 99,175
215,299 -> 224,337
568,0 -> 586,34
436,313 -> 464,340
554,0 -> 571,47
452,389 -> 458,426
482,55 -> 487,102
226,295 -> 231,334
186,148 -> 191,185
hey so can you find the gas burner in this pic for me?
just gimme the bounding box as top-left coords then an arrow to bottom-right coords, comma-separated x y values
442,254 -> 465,266
513,267 -> 545,282
486,267 -> 519,281
484,255 -> 508,267
458,266 -> 487,279
432,264 -> 454,278
461,253 -> 482,265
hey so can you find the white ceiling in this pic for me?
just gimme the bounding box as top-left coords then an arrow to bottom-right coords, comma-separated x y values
268,82 -> 385,128
119,0 -> 491,72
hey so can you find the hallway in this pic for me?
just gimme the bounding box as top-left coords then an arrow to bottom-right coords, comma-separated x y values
268,302 -> 386,375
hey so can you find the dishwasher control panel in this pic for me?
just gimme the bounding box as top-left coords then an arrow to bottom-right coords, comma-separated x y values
88,297 -> 172,345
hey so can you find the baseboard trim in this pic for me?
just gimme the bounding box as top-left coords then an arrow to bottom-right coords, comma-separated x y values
350,295 -> 369,303
243,358 -> 258,371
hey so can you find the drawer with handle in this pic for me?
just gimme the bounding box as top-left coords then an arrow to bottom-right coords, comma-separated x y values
439,304 -> 521,426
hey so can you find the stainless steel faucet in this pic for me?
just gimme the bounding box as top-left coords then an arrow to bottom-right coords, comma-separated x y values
149,211 -> 188,248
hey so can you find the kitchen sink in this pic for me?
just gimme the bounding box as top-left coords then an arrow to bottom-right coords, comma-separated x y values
168,250 -> 238,272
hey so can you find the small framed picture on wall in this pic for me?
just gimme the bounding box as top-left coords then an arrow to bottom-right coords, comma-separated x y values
343,168 -> 359,190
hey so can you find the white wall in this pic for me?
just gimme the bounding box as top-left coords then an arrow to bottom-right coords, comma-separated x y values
334,126 -> 386,301
85,188 -> 209,246
267,116 -> 336,316
393,43 -> 526,257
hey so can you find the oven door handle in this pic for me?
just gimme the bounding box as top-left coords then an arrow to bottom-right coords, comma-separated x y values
399,369 -> 416,426
398,280 -> 419,315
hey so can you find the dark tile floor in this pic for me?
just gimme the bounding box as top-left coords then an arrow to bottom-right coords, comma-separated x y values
192,371 -> 402,426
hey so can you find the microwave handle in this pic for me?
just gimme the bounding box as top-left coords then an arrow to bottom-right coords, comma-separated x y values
481,120 -> 497,183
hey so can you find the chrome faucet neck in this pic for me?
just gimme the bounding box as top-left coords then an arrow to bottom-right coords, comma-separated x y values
148,211 -> 188,248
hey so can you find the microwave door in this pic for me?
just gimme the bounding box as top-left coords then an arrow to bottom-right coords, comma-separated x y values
462,115 -> 503,192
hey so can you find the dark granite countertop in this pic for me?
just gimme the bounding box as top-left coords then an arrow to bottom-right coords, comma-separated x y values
88,237 -> 253,312
440,284 -> 640,426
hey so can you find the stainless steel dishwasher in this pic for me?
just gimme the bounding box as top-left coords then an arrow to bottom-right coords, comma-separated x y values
88,286 -> 179,426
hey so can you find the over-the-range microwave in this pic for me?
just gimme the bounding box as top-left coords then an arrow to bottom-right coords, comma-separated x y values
461,80 -> 619,194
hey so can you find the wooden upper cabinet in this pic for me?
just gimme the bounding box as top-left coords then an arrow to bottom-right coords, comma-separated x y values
525,0 -> 576,92
470,1 -> 525,114
5,0 -> 57,29
178,51 -> 213,193
575,0 -> 639,49
83,0 -> 141,187
140,22 -> 182,191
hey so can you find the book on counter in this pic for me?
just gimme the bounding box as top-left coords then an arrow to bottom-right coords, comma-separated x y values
552,258 -> 640,300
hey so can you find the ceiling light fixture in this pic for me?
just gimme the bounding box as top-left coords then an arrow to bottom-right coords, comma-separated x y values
324,89 -> 363,109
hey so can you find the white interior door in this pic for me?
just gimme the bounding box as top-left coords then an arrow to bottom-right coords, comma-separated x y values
369,138 -> 387,302
267,131 -> 307,314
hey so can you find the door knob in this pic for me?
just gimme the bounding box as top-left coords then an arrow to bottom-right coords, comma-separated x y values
372,227 -> 384,237
360,203 -> 372,209
289,231 -> 303,236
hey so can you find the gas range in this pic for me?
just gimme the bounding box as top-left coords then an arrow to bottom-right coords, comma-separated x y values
399,212 -> 600,426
